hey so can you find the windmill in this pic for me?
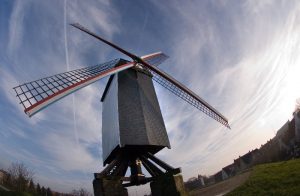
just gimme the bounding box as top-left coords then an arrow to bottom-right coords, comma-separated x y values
13,23 -> 230,195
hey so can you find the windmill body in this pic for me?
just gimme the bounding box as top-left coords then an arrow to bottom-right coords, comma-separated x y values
101,59 -> 170,164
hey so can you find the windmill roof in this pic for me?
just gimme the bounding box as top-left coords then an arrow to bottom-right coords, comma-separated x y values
100,58 -> 129,102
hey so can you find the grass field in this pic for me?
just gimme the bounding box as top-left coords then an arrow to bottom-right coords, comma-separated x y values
227,158 -> 300,196
0,185 -> 32,196
0,190 -> 32,196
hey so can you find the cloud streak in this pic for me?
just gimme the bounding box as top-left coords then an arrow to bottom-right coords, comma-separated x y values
151,0 -> 300,179
7,0 -> 27,56
1,0 -> 121,192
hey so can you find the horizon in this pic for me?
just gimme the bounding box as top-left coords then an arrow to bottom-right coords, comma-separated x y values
1,0 -> 300,195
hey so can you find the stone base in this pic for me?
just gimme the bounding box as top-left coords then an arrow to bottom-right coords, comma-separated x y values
150,173 -> 189,196
93,176 -> 128,196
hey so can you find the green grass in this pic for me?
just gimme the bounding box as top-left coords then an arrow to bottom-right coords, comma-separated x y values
0,186 -> 32,196
0,189 -> 32,196
227,159 -> 300,196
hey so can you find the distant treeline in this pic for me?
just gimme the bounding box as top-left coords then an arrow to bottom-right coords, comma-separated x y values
186,109 -> 300,190
0,162 -> 91,196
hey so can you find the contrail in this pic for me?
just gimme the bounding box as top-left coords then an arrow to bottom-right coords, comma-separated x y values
136,11 -> 149,52
64,0 -> 79,146
64,1 -> 92,185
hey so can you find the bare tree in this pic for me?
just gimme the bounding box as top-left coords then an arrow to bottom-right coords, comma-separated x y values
6,162 -> 34,192
71,188 -> 92,196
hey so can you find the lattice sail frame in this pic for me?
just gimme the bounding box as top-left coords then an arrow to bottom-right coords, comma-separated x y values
13,52 -> 167,117
149,69 -> 230,128
141,52 -> 168,67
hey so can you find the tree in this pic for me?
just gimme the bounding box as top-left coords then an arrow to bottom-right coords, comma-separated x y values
6,162 -> 34,192
36,183 -> 42,195
3,173 -> 12,187
47,187 -> 53,196
41,186 -> 46,196
71,188 -> 92,196
28,179 -> 35,194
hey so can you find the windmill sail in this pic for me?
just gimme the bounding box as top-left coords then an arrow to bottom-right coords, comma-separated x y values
148,65 -> 230,128
71,23 -> 230,128
13,52 -> 168,117
71,23 -> 139,61
13,59 -> 134,117
141,52 -> 169,67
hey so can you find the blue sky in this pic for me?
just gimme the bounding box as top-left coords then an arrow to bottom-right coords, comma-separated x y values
1,0 -> 300,194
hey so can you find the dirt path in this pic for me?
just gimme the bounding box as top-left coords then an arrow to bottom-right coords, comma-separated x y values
189,171 -> 251,196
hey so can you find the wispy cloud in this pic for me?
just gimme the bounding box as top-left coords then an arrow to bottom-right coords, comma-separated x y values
151,0 -> 300,179
7,0 -> 28,56
40,132 -> 100,171
1,0 -> 120,193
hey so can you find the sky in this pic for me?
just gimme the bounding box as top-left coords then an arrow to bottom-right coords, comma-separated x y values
1,0 -> 300,195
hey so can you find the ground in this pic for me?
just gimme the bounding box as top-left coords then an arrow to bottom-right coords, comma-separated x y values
189,171 -> 251,196
189,158 -> 300,196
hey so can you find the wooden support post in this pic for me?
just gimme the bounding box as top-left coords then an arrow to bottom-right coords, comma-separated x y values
93,174 -> 128,196
150,172 -> 189,196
